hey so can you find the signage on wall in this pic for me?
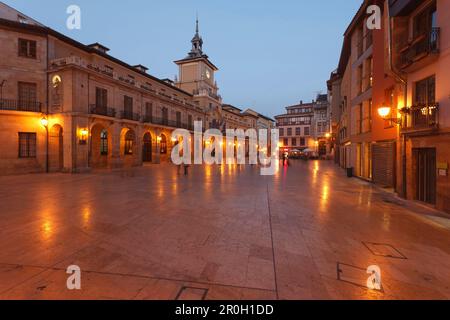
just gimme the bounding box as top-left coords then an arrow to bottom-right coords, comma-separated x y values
437,162 -> 448,177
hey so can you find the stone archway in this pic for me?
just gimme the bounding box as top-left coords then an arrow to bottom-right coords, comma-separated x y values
142,132 -> 153,163
121,128 -> 138,167
90,123 -> 111,168
159,133 -> 168,162
49,124 -> 63,172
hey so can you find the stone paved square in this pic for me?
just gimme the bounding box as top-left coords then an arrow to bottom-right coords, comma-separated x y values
0,161 -> 449,300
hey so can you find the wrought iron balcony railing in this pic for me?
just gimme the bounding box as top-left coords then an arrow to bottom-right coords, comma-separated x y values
120,111 -> 141,121
0,99 -> 42,112
141,115 -> 153,123
402,103 -> 439,131
89,104 -> 116,117
400,27 -> 440,68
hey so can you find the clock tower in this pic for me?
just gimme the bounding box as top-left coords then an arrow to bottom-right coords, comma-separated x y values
175,18 -> 223,129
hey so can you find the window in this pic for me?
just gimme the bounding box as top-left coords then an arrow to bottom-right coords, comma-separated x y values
300,138 -> 306,146
145,102 -> 153,122
18,132 -> 36,158
96,87 -> 107,109
287,128 -> 292,136
291,138 -> 297,146
18,39 -> 36,58
413,3 -> 436,38
357,65 -> 363,94
304,127 -> 310,136
415,76 -> 435,105
295,127 -> 301,136
124,96 -> 133,115
357,25 -> 364,57
413,75 -> 436,127
366,57 -> 373,90
283,138 -> 288,146
279,128 -> 284,136
124,131 -> 135,155
162,107 -> 169,125
100,130 -> 108,155
176,111 -> 182,127
357,104 -> 363,134
18,82 -> 37,111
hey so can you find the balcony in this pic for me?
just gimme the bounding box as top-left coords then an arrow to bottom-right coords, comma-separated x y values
0,99 -> 41,112
402,104 -> 439,132
120,111 -> 140,121
147,117 -> 191,129
141,115 -> 153,123
89,104 -> 116,117
399,28 -> 440,71
193,89 -> 222,101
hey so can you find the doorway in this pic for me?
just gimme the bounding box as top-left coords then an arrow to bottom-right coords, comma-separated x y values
414,148 -> 436,205
142,132 -> 152,162
49,124 -> 63,172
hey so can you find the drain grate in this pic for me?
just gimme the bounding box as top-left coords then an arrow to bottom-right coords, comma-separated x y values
336,262 -> 384,292
362,242 -> 407,259
336,262 -> 368,289
175,286 -> 209,300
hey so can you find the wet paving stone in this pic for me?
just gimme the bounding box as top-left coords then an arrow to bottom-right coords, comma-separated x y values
0,161 -> 449,299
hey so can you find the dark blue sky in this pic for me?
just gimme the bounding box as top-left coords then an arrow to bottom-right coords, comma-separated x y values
4,0 -> 362,117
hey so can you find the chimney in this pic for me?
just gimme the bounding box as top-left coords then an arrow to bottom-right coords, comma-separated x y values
300,100 -> 303,105
88,43 -> 110,54
133,64 -> 149,73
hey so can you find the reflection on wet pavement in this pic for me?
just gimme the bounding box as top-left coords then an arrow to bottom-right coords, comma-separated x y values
0,160 -> 449,300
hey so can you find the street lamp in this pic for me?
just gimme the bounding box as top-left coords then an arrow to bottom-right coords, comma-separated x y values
40,117 -> 49,128
377,106 -> 401,126
40,116 -> 49,173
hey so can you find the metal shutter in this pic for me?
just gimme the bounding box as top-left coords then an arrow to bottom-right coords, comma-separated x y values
372,141 -> 396,188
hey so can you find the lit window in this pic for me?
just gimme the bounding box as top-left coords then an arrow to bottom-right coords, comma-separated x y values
18,132 -> 36,158
100,130 -> 108,155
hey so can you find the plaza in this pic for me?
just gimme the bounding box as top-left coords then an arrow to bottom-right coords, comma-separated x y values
0,161 -> 449,300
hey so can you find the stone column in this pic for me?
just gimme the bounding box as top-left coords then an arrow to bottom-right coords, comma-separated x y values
109,122 -> 123,169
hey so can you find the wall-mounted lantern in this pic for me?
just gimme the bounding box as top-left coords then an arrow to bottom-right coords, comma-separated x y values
79,128 -> 89,145
378,106 -> 402,126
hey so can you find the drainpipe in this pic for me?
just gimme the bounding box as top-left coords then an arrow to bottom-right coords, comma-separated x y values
387,4 -> 407,199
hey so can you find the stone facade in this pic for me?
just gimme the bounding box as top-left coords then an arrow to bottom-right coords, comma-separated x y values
329,0 -> 450,214
0,5 -> 271,175
274,100 -> 318,154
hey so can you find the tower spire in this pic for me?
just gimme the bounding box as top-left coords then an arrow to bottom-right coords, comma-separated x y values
196,13 -> 199,34
188,14 -> 203,58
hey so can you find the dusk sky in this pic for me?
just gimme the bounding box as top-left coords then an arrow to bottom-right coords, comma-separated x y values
4,0 -> 362,117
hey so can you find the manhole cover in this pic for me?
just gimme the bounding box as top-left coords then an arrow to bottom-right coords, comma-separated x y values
175,286 -> 208,300
363,242 -> 407,259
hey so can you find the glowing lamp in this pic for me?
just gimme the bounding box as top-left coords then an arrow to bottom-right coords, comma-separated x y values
325,133 -> 331,139
378,106 -> 391,118
157,136 -> 162,142
40,117 -> 49,127
79,128 -> 88,145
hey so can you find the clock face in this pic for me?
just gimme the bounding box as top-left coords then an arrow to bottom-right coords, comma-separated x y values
205,69 -> 211,79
